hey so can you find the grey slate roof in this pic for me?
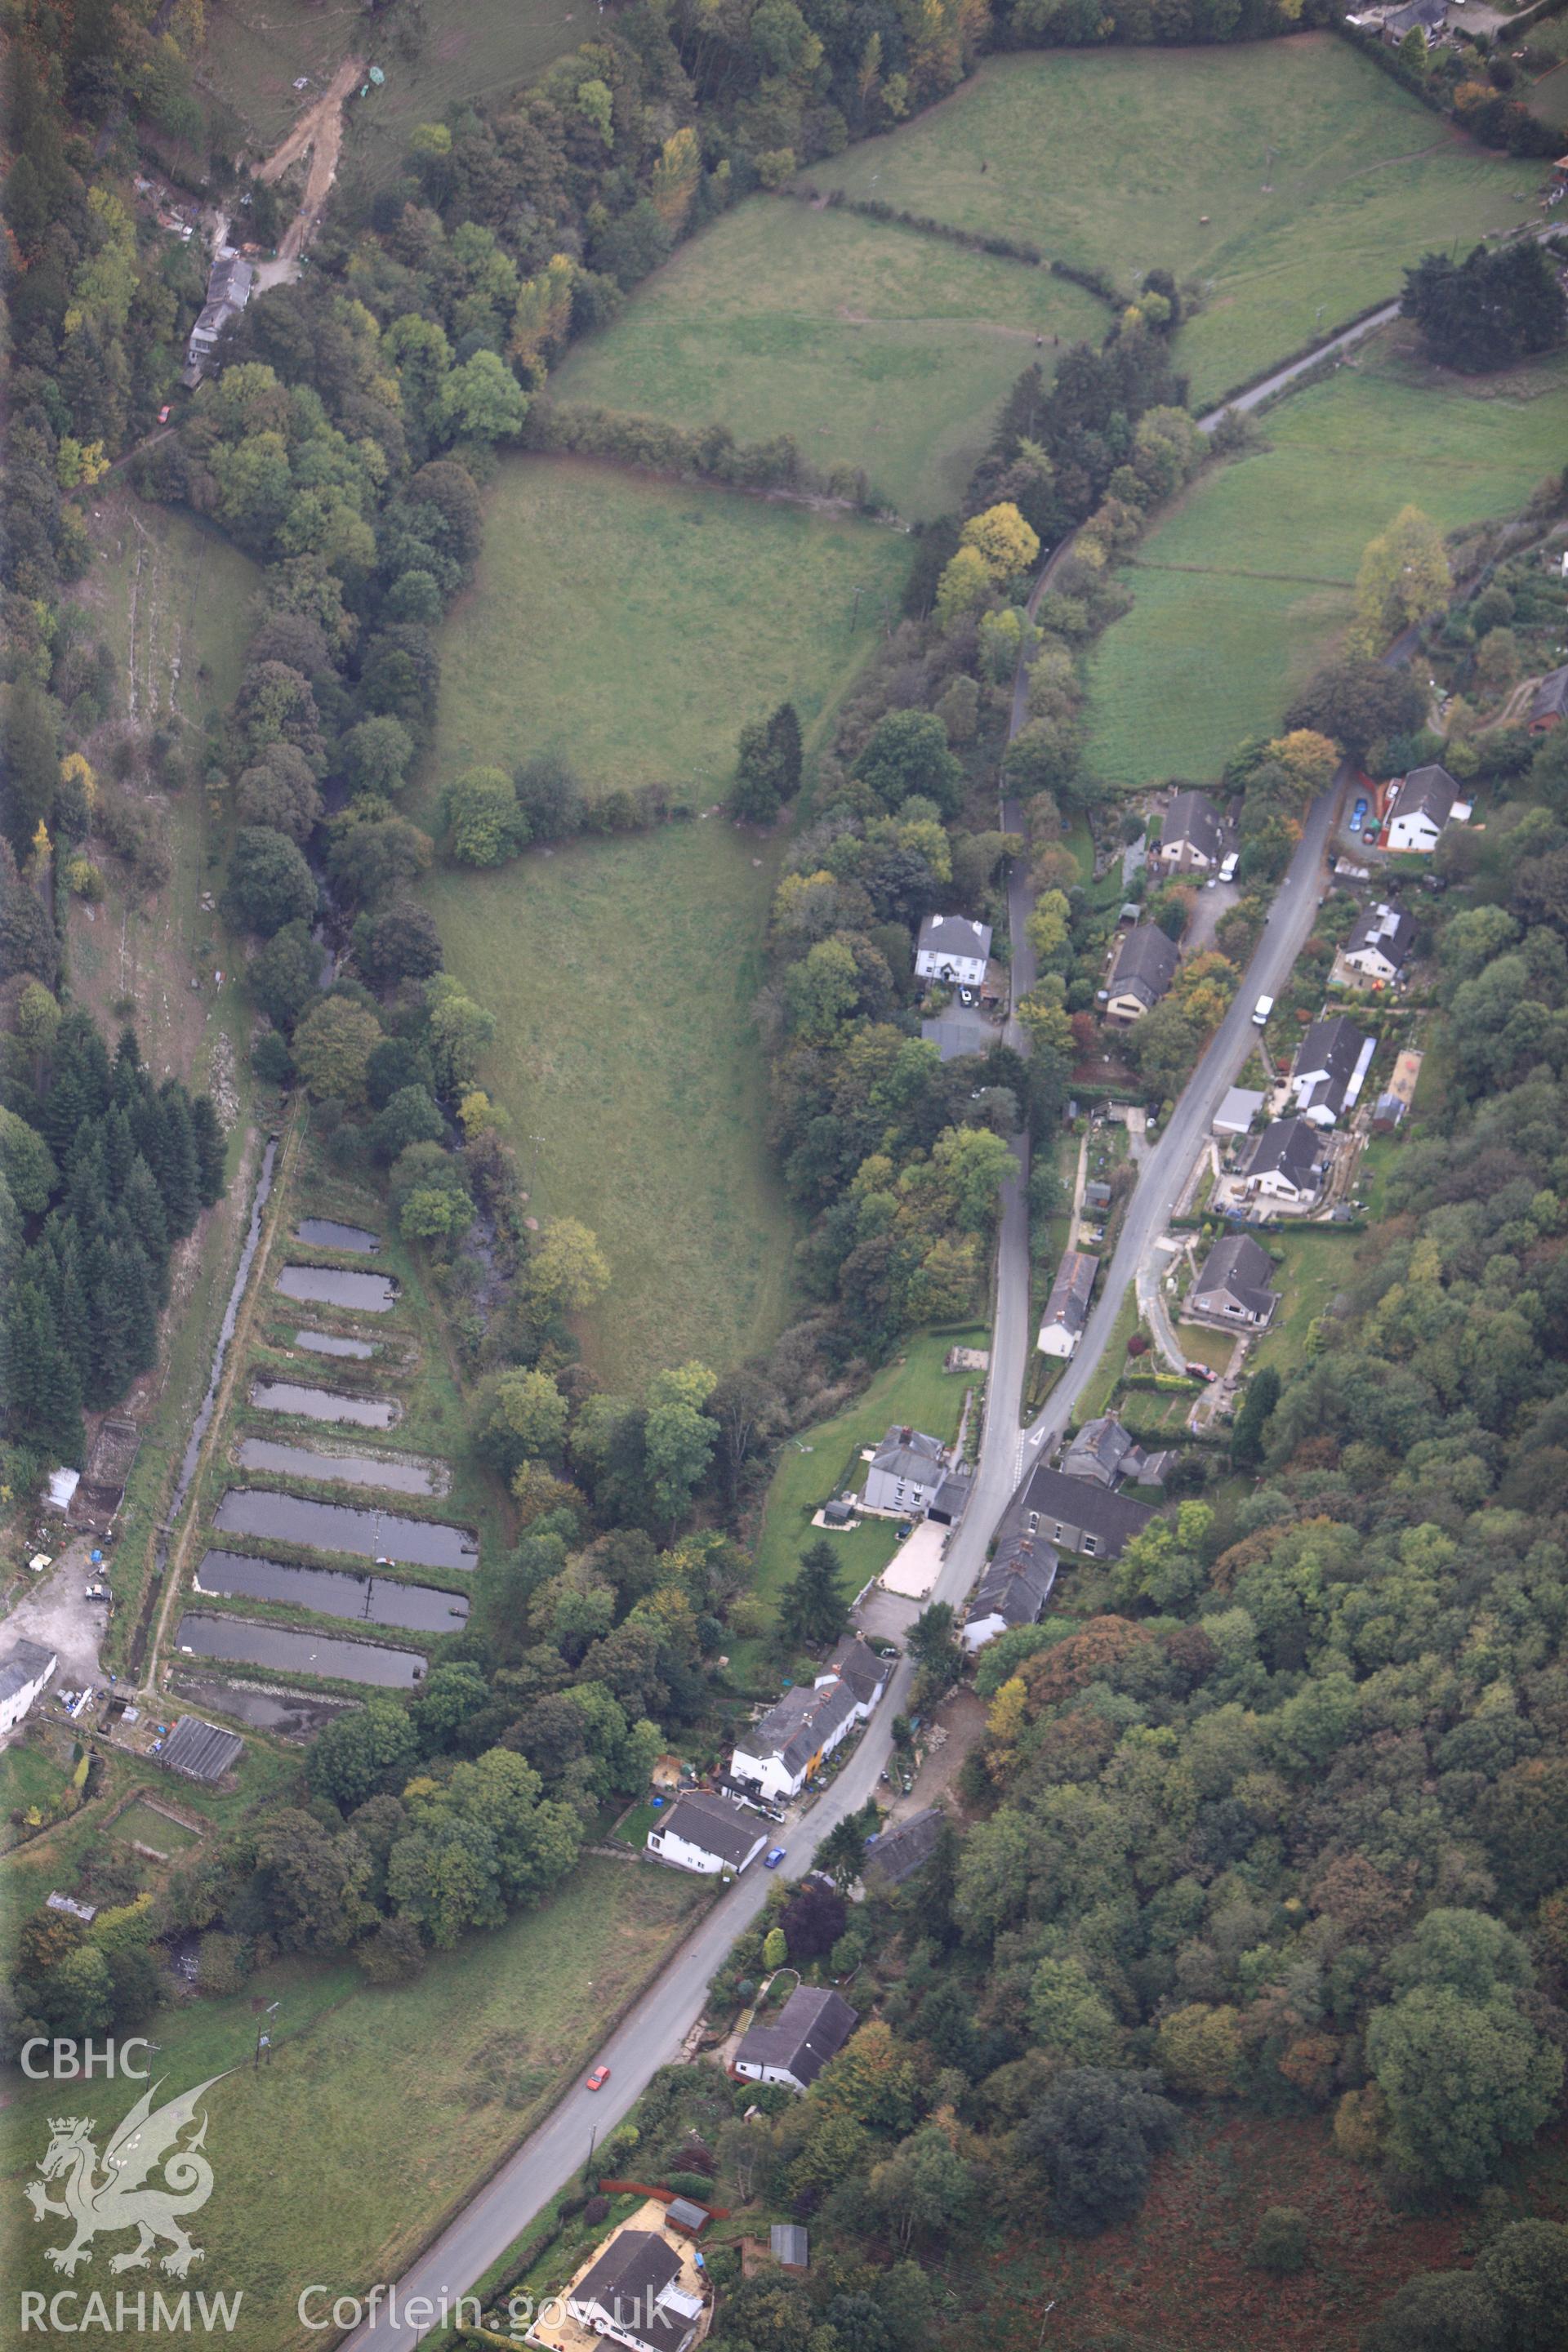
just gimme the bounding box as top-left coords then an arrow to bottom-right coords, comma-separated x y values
1385,0 -> 1447,34
570,2231 -> 690,2352
1012,1463 -> 1156,1557
1062,1414 -> 1138,1486
929,1468 -> 973,1522
1042,1249 -> 1098,1339
1533,665 -> 1568,723
1108,923 -> 1180,1009
870,1426 -> 947,1488
654,1791 -> 767,1868
916,912 -> 993,969
0,1637 -> 57,1710
1345,902 -> 1414,970
744,1677 -> 860,1777
1244,1116 -> 1325,1185
158,1715 -> 245,1783
1193,1232 -> 1279,1319
969,1534 -> 1057,1628
1162,789 -> 1225,862
735,1985 -> 858,2087
1390,763 -> 1458,831
863,1806 -> 947,1887
1293,1014 -> 1370,1117
824,1637 -> 893,1709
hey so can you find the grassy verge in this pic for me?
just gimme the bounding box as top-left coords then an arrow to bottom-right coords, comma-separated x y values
550,197 -> 1105,520
2,1857 -> 704,2351
1085,334 -> 1568,788
804,35 -> 1544,406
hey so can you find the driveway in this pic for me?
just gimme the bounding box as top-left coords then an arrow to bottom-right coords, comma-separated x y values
1,1535 -> 105,1704
1183,879 -> 1239,956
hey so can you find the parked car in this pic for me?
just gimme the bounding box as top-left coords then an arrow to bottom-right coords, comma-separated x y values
1349,796 -> 1369,833
1185,1362 -> 1218,1383
1218,852 -> 1239,884
585,2065 -> 611,2091
764,1846 -> 787,1869
1252,995 -> 1274,1027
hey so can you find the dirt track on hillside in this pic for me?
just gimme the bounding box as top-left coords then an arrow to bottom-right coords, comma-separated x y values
258,53 -> 364,261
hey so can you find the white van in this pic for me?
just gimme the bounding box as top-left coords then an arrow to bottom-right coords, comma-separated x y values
1218,852 -> 1239,884
1252,995 -> 1273,1027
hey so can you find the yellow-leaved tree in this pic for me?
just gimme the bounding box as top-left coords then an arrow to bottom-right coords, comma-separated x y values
960,501 -> 1040,584
1350,505 -> 1450,656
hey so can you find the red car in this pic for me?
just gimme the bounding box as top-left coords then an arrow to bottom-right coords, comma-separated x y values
1185,1362 -> 1217,1383
586,2065 -> 611,2092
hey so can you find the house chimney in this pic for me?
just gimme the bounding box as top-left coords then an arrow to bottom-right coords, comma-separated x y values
901,1427 -> 912,1444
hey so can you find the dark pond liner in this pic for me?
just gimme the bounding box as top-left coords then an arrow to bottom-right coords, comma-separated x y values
194,1549 -> 469,1633
276,1265 -> 397,1312
176,1610 -> 425,1688
213,1487 -> 478,1570
294,1330 -> 376,1360
294,1218 -> 381,1253
251,1382 -> 399,1430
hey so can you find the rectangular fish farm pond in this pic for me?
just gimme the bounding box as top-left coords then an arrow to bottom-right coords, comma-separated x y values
175,1612 -> 428,1688
250,1380 -> 400,1429
194,1549 -> 470,1634
275,1264 -> 399,1312
212,1487 -> 479,1570
233,1437 -> 443,1495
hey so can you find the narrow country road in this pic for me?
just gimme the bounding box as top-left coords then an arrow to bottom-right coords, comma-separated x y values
342,278 -> 1433,2352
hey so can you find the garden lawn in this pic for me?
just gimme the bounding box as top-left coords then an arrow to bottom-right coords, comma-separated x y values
1,1859 -> 704,2352
0,1744 -> 70,1845
1251,1228 -> 1367,1380
738,1326 -> 985,1675
805,35 -> 1544,405
550,198 -> 1106,520
1085,336 -> 1568,789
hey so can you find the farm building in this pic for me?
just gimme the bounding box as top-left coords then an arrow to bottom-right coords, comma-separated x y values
862,1806 -> 947,1886
158,1716 -> 244,1783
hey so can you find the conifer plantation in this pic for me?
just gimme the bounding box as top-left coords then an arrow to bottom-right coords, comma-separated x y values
1,1014 -> 225,1458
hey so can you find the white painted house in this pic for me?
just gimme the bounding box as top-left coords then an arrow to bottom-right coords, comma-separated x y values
1384,764 -> 1462,854
0,1637 -> 57,1738
1241,1116 -> 1328,1208
728,1639 -> 889,1804
733,1987 -> 858,2093
645,1790 -> 768,1877
1343,902 -> 1414,983
566,2231 -> 703,2352
915,913 -> 992,989
1037,1250 -> 1098,1358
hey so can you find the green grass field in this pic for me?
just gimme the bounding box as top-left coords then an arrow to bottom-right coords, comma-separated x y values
805,35 -> 1545,405
738,1327 -> 985,1677
425,457 -> 910,795
1250,1227 -> 1366,1380
2,1859 -> 702,2352
422,822 -> 795,1395
419,457 -> 909,1388
1084,336 -> 1568,789
550,198 -> 1106,519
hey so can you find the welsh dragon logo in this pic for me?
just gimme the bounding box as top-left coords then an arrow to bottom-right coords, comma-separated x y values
24,2075 -> 225,2278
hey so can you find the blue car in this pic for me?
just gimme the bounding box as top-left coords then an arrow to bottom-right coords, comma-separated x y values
1349,796 -> 1369,833
764,1846 -> 787,1869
